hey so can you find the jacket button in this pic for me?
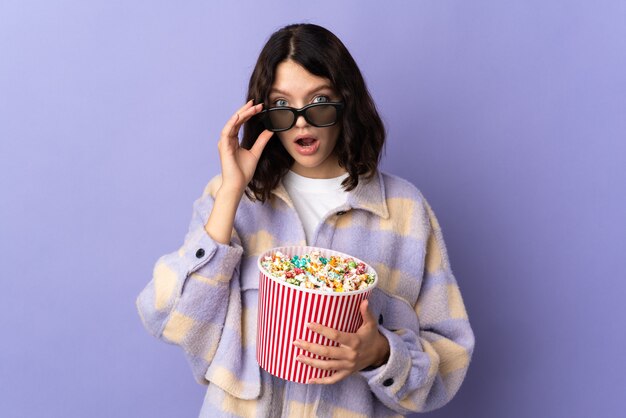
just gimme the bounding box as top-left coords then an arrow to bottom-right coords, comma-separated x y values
195,248 -> 205,258
336,210 -> 347,216
383,378 -> 394,387
378,314 -> 384,325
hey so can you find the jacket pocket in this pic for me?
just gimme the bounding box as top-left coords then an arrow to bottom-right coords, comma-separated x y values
367,288 -> 420,333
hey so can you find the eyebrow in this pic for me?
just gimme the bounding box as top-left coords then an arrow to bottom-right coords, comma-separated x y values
269,84 -> 334,97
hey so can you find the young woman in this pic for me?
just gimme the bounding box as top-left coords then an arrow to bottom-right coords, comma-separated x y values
137,23 -> 475,417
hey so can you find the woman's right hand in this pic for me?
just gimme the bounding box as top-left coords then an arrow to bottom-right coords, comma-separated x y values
217,99 -> 274,194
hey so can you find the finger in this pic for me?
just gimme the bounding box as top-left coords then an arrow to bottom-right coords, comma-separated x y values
249,129 -> 274,159
308,370 -> 351,385
220,100 -> 258,139
307,323 -> 352,346
296,354 -> 349,371
235,99 -> 255,115
360,299 -> 377,325
220,112 -> 241,141
226,103 -> 264,139
293,339 -> 344,359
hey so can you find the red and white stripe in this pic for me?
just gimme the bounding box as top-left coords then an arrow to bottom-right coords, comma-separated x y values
256,246 -> 376,384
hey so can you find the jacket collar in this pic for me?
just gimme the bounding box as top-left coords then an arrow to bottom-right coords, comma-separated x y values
271,170 -> 390,219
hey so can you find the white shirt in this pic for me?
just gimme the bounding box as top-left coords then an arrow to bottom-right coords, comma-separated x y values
282,170 -> 350,245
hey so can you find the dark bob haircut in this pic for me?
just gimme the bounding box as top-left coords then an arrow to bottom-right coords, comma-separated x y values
241,23 -> 386,203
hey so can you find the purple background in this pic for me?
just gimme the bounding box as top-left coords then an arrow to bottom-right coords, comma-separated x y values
1,1 -> 625,417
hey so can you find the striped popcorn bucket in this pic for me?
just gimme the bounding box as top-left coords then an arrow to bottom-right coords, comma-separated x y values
256,245 -> 378,384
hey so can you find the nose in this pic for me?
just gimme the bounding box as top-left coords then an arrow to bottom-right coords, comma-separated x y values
294,112 -> 309,129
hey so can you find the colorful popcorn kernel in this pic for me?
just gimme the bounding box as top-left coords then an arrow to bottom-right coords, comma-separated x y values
260,250 -> 376,293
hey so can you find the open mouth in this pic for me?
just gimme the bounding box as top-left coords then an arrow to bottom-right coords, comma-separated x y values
296,137 -> 317,147
294,137 -> 320,155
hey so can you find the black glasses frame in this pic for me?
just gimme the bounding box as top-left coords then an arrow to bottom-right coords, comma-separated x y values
257,102 -> 345,132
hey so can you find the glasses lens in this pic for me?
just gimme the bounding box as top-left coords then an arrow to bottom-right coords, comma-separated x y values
306,104 -> 338,126
267,109 -> 294,131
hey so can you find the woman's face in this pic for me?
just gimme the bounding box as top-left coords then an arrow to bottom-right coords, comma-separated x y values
269,60 -> 345,179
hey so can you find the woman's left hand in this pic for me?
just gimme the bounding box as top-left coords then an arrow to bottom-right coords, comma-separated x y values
293,299 -> 390,384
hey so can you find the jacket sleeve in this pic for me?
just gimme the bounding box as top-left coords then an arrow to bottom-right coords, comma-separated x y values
135,176 -> 244,385
358,195 -> 475,413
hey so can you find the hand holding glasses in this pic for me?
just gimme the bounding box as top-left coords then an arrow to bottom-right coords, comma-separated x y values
256,102 -> 344,132
217,100 -> 274,193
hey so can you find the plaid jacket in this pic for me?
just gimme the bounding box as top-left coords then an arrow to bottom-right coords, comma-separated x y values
136,170 -> 475,417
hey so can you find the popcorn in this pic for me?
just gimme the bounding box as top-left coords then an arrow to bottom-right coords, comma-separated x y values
260,250 -> 376,293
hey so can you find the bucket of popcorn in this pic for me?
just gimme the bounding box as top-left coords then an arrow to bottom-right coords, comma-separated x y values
256,245 -> 378,383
